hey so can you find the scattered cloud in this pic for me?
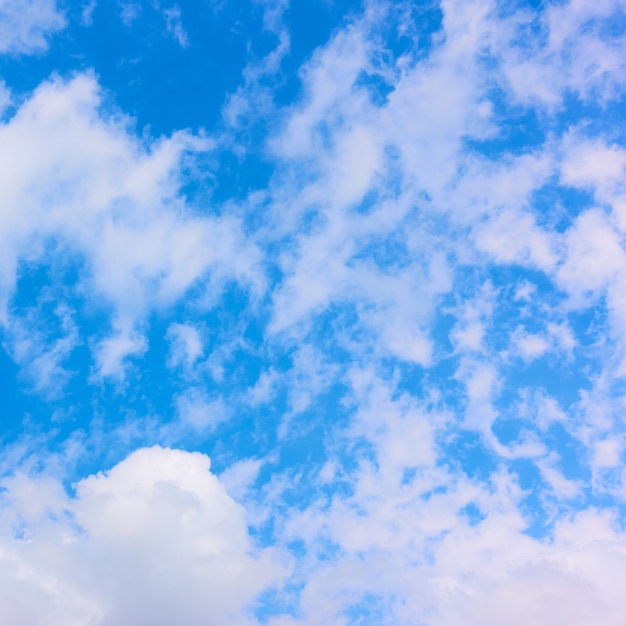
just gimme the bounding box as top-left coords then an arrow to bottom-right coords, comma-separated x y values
163,5 -> 189,48
0,0 -> 65,54
1,0 -> 626,623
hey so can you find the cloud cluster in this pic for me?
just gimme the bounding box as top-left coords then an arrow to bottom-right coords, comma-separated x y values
248,372 -> 626,625
0,73 -> 262,380
1,0 -> 626,623
0,446 -> 286,626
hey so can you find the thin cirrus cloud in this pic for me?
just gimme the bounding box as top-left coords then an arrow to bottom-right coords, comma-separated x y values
0,0 -> 626,624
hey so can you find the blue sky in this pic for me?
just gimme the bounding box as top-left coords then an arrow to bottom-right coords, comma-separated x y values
1,0 -> 626,624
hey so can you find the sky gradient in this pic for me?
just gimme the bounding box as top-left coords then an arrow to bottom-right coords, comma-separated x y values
1,0 -> 626,624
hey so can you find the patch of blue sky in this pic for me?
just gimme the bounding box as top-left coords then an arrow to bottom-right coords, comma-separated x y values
460,501 -> 486,526
531,181 -> 596,232
543,423 -> 589,481
277,0 -> 365,90
253,584 -> 303,623
64,2 -> 257,134
513,462 -> 555,537
342,592 -> 391,625
440,430 -> 499,481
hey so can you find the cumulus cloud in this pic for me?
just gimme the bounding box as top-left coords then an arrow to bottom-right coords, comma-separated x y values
0,446 -> 287,626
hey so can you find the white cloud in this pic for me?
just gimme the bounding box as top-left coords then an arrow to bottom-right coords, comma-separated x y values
246,368 -> 279,407
451,321 -> 485,352
535,394 -> 568,431
593,437 -> 622,469
560,135 -> 626,236
558,209 -> 626,300
452,354 -> 547,456
329,126 -> 381,208
561,139 -> 626,190
272,453 -> 626,625
0,446 -> 287,626
270,25 -> 369,161
347,370 -> 440,475
514,280 -> 536,302
3,300 -> 79,395
536,452 -> 582,499
422,508 -> 626,626
511,326 -> 550,361
93,330 -> 147,380
0,73 -> 263,379
222,0 -> 290,129
498,0 -> 626,107
175,387 -> 229,431
2,0 -> 626,622
166,322 -> 204,370
474,208 -> 558,271
547,321 -> 577,354
0,0 -> 65,55
220,457 -> 264,503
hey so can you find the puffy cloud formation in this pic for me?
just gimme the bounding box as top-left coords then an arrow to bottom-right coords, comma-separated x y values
0,447 -> 286,626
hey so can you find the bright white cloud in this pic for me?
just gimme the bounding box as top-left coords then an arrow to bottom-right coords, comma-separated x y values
0,73 -> 263,378
266,384 -> 626,625
290,508 -> 626,626
0,446 -> 287,626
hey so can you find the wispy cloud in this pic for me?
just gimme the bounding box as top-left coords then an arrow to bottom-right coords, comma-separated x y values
163,5 -> 189,48
0,0 -> 65,54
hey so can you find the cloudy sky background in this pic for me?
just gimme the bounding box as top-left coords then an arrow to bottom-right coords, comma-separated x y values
1,0 -> 626,623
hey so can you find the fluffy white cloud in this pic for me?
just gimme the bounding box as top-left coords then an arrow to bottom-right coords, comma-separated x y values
0,446 -> 287,626
0,73 -> 263,378
497,0 -> 626,106
0,0 -> 65,54
266,383 -> 626,625
281,508 -> 626,626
